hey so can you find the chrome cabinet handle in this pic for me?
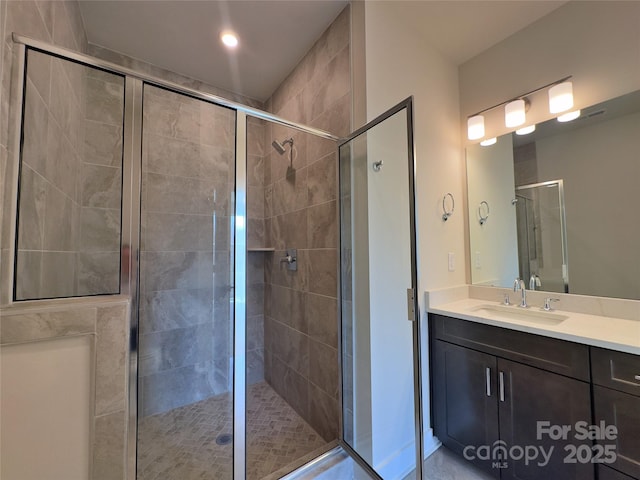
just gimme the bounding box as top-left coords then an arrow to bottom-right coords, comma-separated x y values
499,371 -> 505,402
634,375 -> 640,382
486,367 -> 492,397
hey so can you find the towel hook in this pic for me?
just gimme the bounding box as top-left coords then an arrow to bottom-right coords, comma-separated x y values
442,193 -> 455,221
478,200 -> 490,225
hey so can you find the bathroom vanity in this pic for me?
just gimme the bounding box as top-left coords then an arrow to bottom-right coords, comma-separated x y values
428,294 -> 640,480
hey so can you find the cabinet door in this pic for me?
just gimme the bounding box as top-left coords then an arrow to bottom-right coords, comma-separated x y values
598,465 -> 637,480
594,385 -> 640,478
433,341 -> 500,478
498,358 -> 594,480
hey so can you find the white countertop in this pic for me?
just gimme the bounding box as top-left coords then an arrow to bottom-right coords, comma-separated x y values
429,297 -> 640,355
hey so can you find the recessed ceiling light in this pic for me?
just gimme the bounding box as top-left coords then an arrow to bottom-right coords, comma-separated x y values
221,31 -> 238,48
516,125 -> 536,135
557,110 -> 581,122
480,137 -> 497,146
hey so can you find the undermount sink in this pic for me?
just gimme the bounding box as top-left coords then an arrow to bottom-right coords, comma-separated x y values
468,303 -> 569,325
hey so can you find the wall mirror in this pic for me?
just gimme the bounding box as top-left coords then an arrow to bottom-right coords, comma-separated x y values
466,89 -> 640,301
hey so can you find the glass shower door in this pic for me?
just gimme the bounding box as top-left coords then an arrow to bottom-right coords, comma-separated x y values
137,84 -> 236,480
339,99 -> 422,479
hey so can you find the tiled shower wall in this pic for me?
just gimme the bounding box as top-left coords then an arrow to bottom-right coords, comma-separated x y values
262,6 -> 351,441
1,1 -> 89,302
138,85 -> 236,416
15,49 -> 124,300
0,3 -> 131,479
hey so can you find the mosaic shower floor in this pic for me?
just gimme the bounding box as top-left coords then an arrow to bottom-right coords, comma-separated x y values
137,381 -> 329,480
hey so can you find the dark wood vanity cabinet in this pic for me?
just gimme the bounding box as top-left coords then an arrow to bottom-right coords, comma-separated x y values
591,347 -> 640,479
431,314 -> 595,480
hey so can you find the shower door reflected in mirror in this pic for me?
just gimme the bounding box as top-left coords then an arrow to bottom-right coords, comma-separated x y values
515,180 -> 568,294
340,99 -> 422,479
137,84 -> 235,480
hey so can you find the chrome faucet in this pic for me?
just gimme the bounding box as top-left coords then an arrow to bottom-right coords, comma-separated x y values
513,278 -> 528,308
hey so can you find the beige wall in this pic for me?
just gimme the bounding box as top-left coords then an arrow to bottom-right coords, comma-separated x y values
460,1 -> 640,144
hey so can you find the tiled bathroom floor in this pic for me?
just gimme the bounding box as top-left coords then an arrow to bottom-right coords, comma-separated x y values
137,381 -> 329,480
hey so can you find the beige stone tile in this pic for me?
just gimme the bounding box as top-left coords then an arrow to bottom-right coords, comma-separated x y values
62,1 -> 88,52
141,211 -> 214,252
0,306 -> 96,344
306,45 -> 350,124
42,182 -> 76,251
26,48 -> 51,104
76,251 -> 120,296
85,77 -> 125,126
247,185 -> 265,219
14,250 -> 42,300
81,164 -> 122,209
308,382 -> 339,441
79,207 -> 120,252
306,249 -> 338,297
21,79 -> 49,177
92,410 -> 126,480
307,200 -> 337,249
270,284 -> 307,334
247,153 -> 264,187
271,355 -> 309,420
40,251 -> 76,298
16,164 -> 46,250
95,304 -> 128,416
308,339 -> 339,399
6,1 -> 52,46
307,293 -> 338,348
310,92 -> 351,138
84,120 -> 123,167
307,153 -> 337,206
51,0 -> 78,51
46,115 -> 80,199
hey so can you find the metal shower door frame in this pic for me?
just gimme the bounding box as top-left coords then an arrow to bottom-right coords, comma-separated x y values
9,34 -> 341,480
336,97 -> 424,480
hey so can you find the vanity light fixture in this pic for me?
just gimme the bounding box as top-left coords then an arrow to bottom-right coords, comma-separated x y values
549,81 -> 574,113
466,76 -> 573,142
516,125 -> 536,135
557,110 -> 581,122
467,115 -> 485,140
505,99 -> 526,128
480,137 -> 497,146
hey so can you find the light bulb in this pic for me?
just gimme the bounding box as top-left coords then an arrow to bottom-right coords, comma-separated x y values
549,82 -> 573,113
516,125 -> 536,135
557,110 -> 580,122
221,32 -> 239,48
467,115 -> 485,140
505,99 -> 526,128
480,137 -> 497,146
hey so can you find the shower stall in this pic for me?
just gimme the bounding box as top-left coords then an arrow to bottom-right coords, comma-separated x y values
5,32 -> 425,480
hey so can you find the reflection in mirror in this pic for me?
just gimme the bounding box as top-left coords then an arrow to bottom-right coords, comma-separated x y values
467,90 -> 640,300
15,49 -> 124,300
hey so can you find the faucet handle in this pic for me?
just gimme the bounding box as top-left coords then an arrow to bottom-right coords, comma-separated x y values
543,297 -> 560,311
503,293 -> 511,306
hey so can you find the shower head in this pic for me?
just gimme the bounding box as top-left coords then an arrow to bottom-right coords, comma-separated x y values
272,138 -> 293,155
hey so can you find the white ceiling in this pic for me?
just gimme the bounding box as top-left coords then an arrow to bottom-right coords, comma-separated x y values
78,0 -> 567,102
78,0 -> 349,101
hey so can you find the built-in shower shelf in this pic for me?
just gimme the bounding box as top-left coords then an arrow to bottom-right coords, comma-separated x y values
247,247 -> 275,252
